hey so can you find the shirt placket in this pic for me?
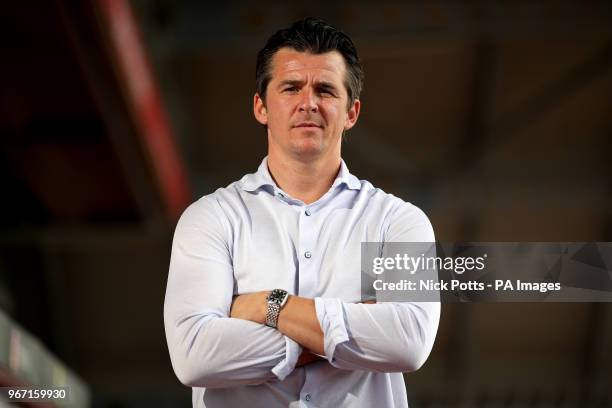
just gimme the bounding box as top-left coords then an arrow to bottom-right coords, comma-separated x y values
297,205 -> 317,297
296,204 -> 321,407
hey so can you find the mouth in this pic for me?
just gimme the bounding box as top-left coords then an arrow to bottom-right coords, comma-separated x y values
293,122 -> 322,129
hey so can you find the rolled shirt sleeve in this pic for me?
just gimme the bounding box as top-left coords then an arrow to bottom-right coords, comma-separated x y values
314,297 -> 349,362
313,202 -> 440,373
164,197 -> 300,388
314,299 -> 439,372
272,337 -> 302,379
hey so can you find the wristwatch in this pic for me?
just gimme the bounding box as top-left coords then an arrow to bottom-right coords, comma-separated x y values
265,289 -> 289,328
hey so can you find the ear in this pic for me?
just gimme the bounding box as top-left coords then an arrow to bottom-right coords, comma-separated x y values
253,93 -> 268,125
344,99 -> 361,131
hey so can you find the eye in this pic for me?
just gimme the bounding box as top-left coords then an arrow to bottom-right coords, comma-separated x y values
283,86 -> 298,93
318,88 -> 336,97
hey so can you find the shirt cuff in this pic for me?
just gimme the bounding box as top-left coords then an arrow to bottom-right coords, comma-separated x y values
314,297 -> 349,363
271,336 -> 302,380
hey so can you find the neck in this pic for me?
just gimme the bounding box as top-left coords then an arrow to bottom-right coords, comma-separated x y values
267,152 -> 341,205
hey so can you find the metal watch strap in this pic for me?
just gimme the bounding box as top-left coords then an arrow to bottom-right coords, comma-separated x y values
265,302 -> 282,328
265,289 -> 288,328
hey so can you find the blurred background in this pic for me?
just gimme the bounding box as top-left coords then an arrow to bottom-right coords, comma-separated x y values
1,0 -> 611,407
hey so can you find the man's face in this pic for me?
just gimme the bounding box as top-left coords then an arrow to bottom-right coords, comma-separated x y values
254,48 -> 360,161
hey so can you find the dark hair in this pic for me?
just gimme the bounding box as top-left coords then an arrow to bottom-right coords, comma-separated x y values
255,17 -> 364,109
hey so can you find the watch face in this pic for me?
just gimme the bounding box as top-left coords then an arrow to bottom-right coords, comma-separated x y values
268,289 -> 287,304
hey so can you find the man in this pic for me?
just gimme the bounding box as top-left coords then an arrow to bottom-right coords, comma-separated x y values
164,17 -> 439,407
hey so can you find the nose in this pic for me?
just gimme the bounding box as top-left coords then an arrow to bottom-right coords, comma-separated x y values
298,88 -> 318,113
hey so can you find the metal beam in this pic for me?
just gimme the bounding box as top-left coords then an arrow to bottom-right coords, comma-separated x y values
95,0 -> 192,223
56,0 -> 168,230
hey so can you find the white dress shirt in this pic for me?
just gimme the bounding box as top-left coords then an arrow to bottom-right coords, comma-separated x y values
164,157 -> 440,408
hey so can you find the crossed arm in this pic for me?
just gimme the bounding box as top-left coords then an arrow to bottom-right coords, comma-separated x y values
229,292 -> 377,364
164,198 -> 439,388
230,293 -> 324,358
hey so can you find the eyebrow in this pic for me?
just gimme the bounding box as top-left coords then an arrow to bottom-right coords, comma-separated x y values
277,79 -> 303,88
277,79 -> 339,91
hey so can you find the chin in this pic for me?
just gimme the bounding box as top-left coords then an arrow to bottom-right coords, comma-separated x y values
290,142 -> 324,159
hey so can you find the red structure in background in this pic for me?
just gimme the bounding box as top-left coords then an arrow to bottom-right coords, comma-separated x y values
97,0 -> 191,223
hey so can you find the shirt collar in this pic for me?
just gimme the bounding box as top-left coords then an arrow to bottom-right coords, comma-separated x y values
241,156 -> 361,193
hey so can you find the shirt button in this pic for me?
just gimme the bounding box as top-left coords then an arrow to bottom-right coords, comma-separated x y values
305,209 -> 311,216
305,394 -> 311,401
304,251 -> 312,259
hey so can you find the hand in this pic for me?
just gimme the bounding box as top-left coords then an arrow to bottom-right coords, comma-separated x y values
296,350 -> 323,367
230,291 -> 269,324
